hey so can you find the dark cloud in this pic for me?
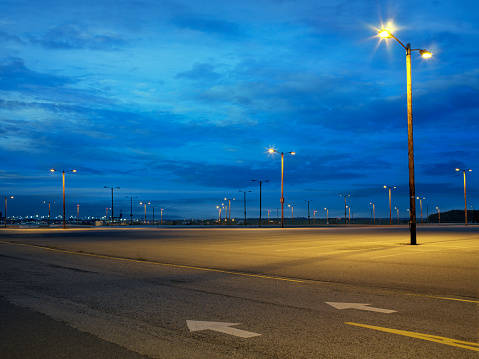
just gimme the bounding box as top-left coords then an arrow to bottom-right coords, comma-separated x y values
30,24 -> 127,50
176,63 -> 222,81
0,57 -> 75,90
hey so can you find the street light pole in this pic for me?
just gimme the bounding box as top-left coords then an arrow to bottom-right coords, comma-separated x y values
104,187 -> 120,223
456,168 -> 472,226
239,190 -> 251,226
378,28 -> 431,245
125,196 -> 138,225
340,194 -> 350,224
3,196 -> 13,228
384,186 -> 396,226
252,180 -> 269,227
50,169 -> 76,229
417,197 -> 425,224
370,202 -> 375,225
305,200 -> 312,224
324,208 -> 329,225
269,149 -> 295,228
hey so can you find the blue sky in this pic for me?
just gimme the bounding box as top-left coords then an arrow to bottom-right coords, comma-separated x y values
0,0 -> 478,221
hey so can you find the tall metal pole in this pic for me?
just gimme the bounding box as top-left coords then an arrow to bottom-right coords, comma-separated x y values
281,153 -> 284,228
406,43 -> 417,244
456,169 -> 472,226
62,171 -> 66,229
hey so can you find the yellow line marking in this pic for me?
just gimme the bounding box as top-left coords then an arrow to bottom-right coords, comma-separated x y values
346,322 -> 479,352
2,240 -> 478,303
0,240 -> 305,283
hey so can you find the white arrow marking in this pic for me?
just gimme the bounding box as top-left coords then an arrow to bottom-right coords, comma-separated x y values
187,320 -> 261,338
326,302 -> 397,314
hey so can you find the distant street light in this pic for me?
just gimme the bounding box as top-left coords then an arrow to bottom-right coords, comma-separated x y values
50,169 -> 77,229
324,208 -> 329,225
268,148 -> 295,228
76,204 -> 80,225
224,197 -> 235,223
378,27 -> 432,245
340,194 -> 350,224
370,202 -> 375,225
313,210 -> 317,223
139,201 -> 150,224
395,207 -> 400,224
305,200 -> 312,224
104,186 -> 120,223
436,207 -> 441,224
151,205 -> 159,225
44,201 -> 55,227
456,168 -> 472,226
239,190 -> 252,226
384,186 -> 396,226
416,197 -> 425,224
3,196 -> 14,228
288,204 -> 294,225
160,208 -> 164,224
125,196 -> 138,225
252,179 -> 269,227
216,205 -> 222,222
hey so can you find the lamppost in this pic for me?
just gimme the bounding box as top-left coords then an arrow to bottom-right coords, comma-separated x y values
305,200 -> 312,224
251,179 -> 269,227
456,168 -> 472,226
239,190 -> 252,226
160,208 -> 164,224
268,149 -> 295,228
50,169 -> 77,229
139,201 -> 150,224
340,194 -> 350,224
3,196 -> 13,228
378,27 -> 432,245
416,197 -> 425,224
76,204 -> 80,225
436,207 -> 441,224
125,196 -> 138,225
384,186 -> 396,226
224,197 -> 235,223
151,205 -> 159,225
216,205 -> 222,222
324,208 -> 329,225
288,204 -> 294,225
44,201 -> 55,227
313,210 -> 317,223
104,186 -> 120,223
370,202 -> 375,225
395,207 -> 400,224
268,210 -> 271,224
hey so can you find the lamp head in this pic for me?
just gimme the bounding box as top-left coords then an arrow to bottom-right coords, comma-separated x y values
419,49 -> 432,58
290,151 -> 296,155
378,29 -> 392,38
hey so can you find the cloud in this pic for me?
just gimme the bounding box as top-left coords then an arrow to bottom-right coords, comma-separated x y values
176,62 -> 222,81
0,57 -> 75,90
30,24 -> 127,50
172,15 -> 242,38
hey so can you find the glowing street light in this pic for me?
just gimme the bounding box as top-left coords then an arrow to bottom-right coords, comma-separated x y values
436,206 -> 441,224
456,168 -> 472,226
224,197 -> 235,223
268,148 -> 295,228
416,197 -> 425,224
377,27 -> 432,244
252,179 -> 269,227
139,201 -> 150,224
324,207 -> 329,225
104,186 -> 120,223
384,186 -> 396,226
288,204 -> 294,225
50,169 -> 77,229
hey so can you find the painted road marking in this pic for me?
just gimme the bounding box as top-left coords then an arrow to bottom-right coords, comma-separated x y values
2,240 -> 478,304
326,302 -> 397,313
187,320 -> 261,338
346,322 -> 479,352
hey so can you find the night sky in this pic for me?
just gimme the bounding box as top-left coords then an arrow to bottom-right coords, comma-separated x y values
1,0 -> 477,221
